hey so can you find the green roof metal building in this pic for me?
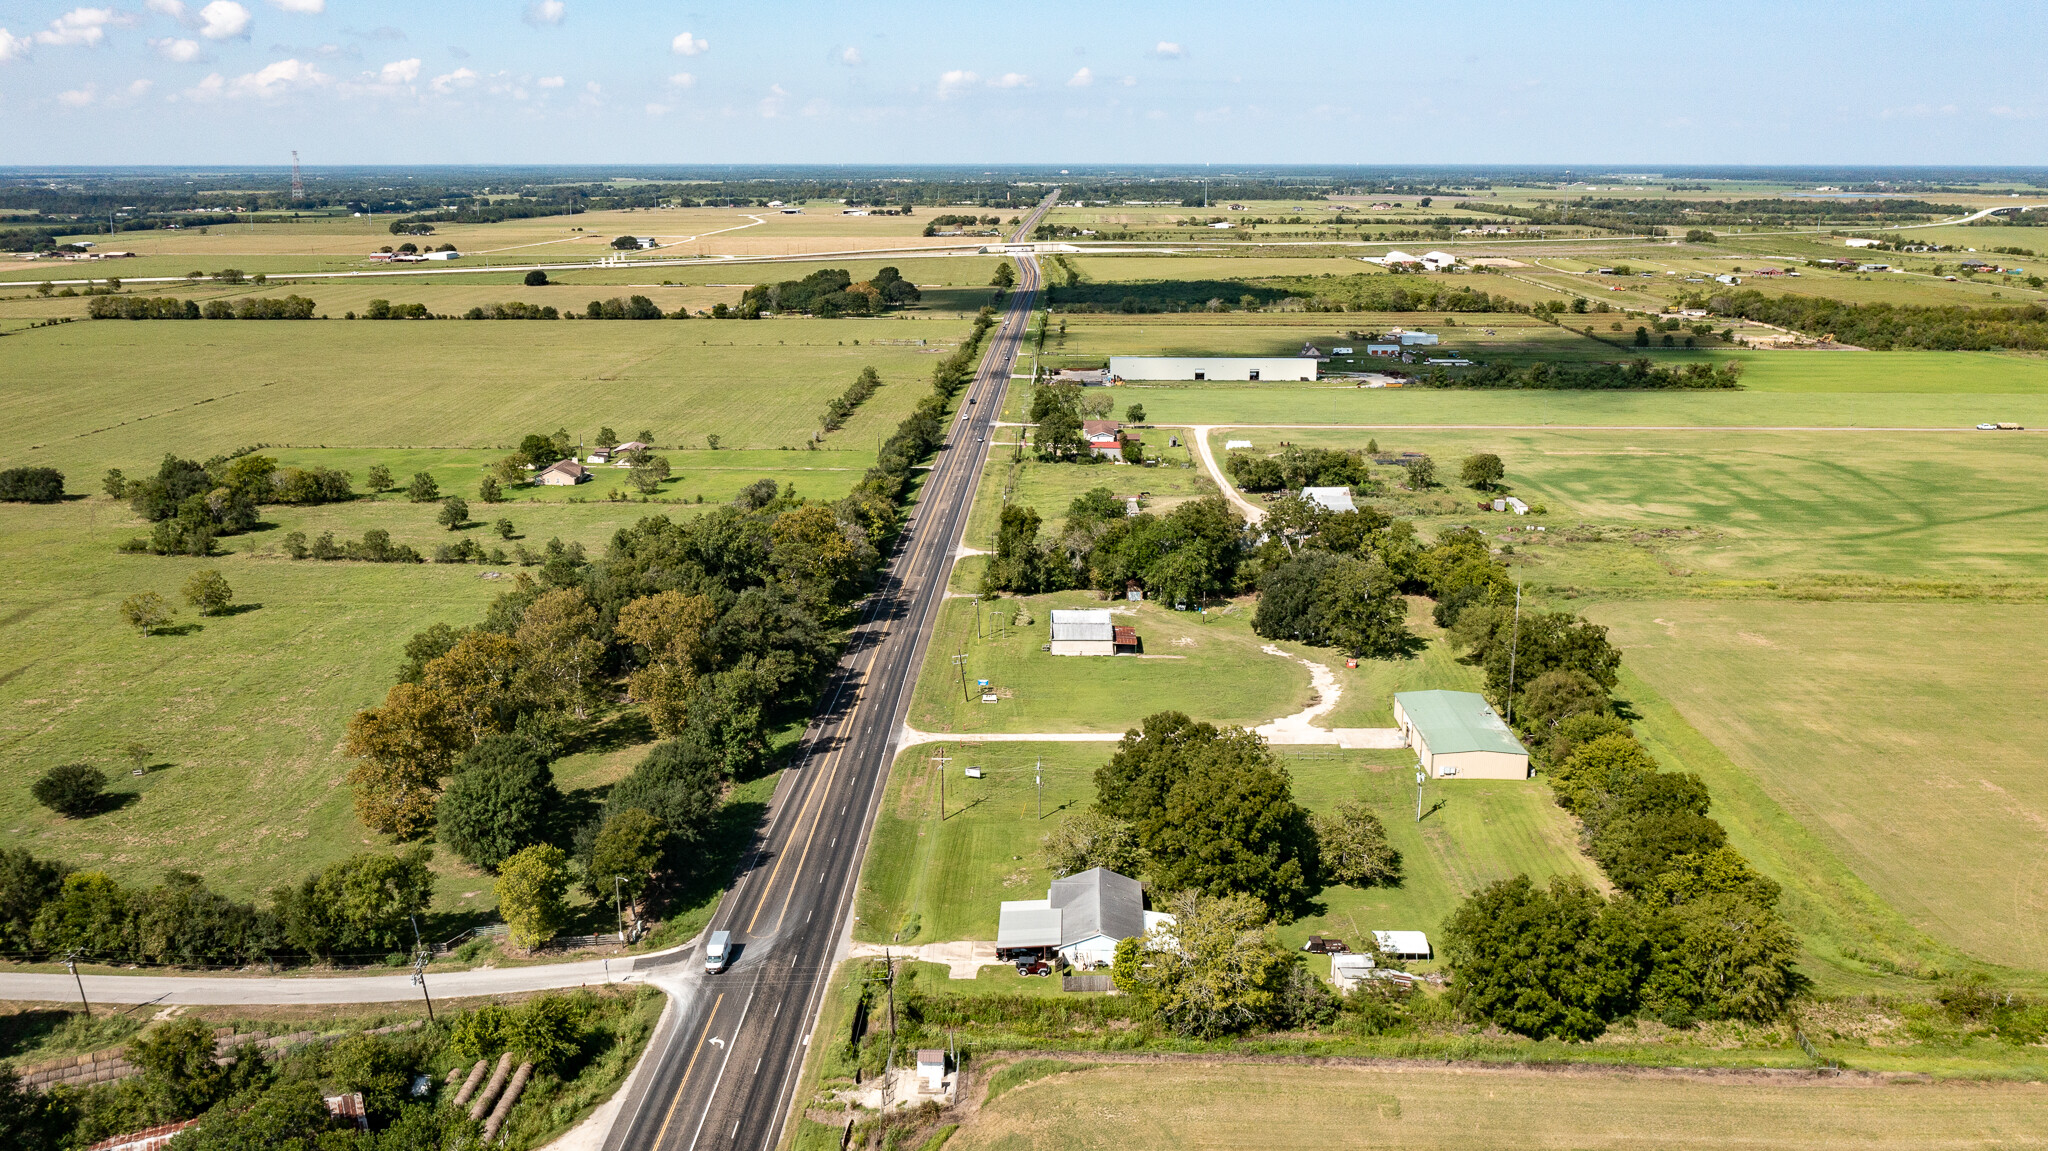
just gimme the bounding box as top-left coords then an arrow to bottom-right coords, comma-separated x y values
1392,690 -> 1530,780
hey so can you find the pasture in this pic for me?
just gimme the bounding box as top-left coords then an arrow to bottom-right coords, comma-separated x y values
949,1062 -> 2048,1151
958,444 -> 1216,551
1592,600 -> 2048,974
853,741 -> 1597,951
0,314 -> 977,476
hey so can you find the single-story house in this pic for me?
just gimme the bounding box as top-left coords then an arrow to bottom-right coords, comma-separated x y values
1302,486 -> 1357,514
534,459 -> 592,486
1082,420 -> 1130,460
1393,689 -> 1530,779
607,441 -> 649,466
996,867 -> 1173,968
1373,930 -> 1433,961
1049,608 -> 1121,656
1107,356 -> 1317,382
1298,342 -> 1328,360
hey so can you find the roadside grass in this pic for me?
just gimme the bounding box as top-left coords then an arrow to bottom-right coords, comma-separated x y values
904,594 -> 1311,736
947,1061 -> 2048,1151
1,315 -> 974,476
1256,426 -> 2048,584
852,741 -> 1597,955
959,444 -> 1215,553
1591,600 -> 2048,979
1289,599 -> 1486,731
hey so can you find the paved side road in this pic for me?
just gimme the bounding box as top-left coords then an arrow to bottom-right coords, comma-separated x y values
0,945 -> 691,1005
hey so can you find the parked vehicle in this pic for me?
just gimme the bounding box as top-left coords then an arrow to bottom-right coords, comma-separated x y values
705,930 -> 732,974
1016,959 -> 1054,977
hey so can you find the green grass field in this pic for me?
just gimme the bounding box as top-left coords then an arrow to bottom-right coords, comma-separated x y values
958,446 -> 1216,554
904,594 -> 1310,736
1,314 -> 976,476
1592,600 -> 2048,975
949,1061 -> 2048,1150
853,741 -> 1595,952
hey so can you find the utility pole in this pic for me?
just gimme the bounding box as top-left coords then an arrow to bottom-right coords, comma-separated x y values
953,651 -> 970,701
1035,755 -> 1043,820
1415,767 -> 1426,822
930,749 -> 951,820
1504,581 -> 1523,725
613,875 -> 625,941
64,951 -> 89,1016
411,952 -> 435,1022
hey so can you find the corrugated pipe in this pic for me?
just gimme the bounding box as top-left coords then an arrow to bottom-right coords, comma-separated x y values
482,1061 -> 534,1143
451,1059 -> 488,1107
468,1051 -> 514,1122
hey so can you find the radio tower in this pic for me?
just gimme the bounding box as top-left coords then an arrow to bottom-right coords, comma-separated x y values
290,150 -> 305,202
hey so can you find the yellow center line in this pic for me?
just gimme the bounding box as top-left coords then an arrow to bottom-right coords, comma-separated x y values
652,991 -> 724,1149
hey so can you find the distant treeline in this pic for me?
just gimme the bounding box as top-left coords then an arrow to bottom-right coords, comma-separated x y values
1042,274 -> 1515,314
1708,289 -> 2048,350
1426,359 -> 1744,391
1468,197 -> 1963,232
89,295 -> 316,320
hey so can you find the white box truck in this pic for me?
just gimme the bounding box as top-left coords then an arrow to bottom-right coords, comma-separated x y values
705,930 -> 732,974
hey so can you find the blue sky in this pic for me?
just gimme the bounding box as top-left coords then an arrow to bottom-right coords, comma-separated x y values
2,0 -> 2044,166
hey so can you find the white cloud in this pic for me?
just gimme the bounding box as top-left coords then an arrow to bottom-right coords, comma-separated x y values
585,80 -> 599,93
1067,67 -> 1092,87
198,1 -> 252,40
376,56 -> 418,84
667,71 -> 693,88
840,46 -> 862,66
234,56 -> 327,95
536,74 -> 564,88
128,77 -> 154,96
523,0 -> 564,26
936,69 -> 978,97
430,65 -> 477,94
267,0 -> 324,11
37,8 -> 131,48
670,31 -> 706,56
1153,40 -> 1184,58
645,102 -> 669,115
151,36 -> 201,61
989,72 -> 1029,89
759,82 -> 786,117
59,83 -> 98,106
0,29 -> 33,63
147,0 -> 188,18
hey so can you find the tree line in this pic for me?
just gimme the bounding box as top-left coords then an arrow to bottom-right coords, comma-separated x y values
820,366 -> 884,433
1425,358 -> 1745,391
1703,288 -> 2048,350
738,266 -> 920,318
88,295 -> 317,320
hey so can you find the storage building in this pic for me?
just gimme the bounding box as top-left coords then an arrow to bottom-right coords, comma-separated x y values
1107,356 -> 1318,382
1392,689 -> 1529,779
1049,609 -> 1115,656
1302,486 -> 1357,514
1372,930 -> 1433,961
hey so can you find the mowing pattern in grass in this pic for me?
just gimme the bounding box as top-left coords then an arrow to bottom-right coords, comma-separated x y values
1592,599 -> 2048,975
949,1062 -> 2048,1151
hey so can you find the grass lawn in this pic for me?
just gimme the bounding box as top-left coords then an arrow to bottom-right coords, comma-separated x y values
948,1061 -> 2048,1151
904,594 -> 1311,736
1,313 -> 977,476
1590,599 -> 2048,978
852,740 -> 1596,955
958,445 -> 1216,554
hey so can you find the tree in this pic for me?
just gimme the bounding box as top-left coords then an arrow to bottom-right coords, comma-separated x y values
618,591 -> 717,737
407,472 -> 441,503
991,261 -> 1017,289
129,1015 -> 230,1116
1120,890 -> 1297,1038
437,734 -> 561,871
1460,453 -> 1505,490
524,269 -> 550,286
343,682 -> 468,837
595,427 -> 620,452
611,235 -> 640,250
1634,326 -> 1651,347
1404,455 -> 1436,489
1035,406 -> 1084,460
599,738 -> 724,862
438,496 -> 470,530
479,475 -> 503,504
1125,402 -> 1146,423
1518,668 -> 1610,733
587,808 -> 671,910
182,569 -> 233,616
270,845 -> 433,957
513,587 -> 604,711
0,468 -> 64,503
495,518 -> 515,540
0,1065 -> 60,1151
170,1080 -> 342,1151
365,464 -> 393,492
1442,874 -> 1646,1041
1549,732 -> 1660,817
496,844 -> 571,949
1147,739 -> 1322,920
422,631 -> 530,742
1318,557 -> 1411,660
1312,801 -> 1401,887
1039,812 -> 1142,877
119,591 -> 173,636
31,763 -> 106,817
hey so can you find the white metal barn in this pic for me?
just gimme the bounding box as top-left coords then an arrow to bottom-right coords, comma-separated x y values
1108,356 -> 1318,382
1048,609 -> 1116,656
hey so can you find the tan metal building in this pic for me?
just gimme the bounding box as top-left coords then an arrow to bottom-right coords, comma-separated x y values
1049,609 -> 1116,656
1393,690 -> 1530,779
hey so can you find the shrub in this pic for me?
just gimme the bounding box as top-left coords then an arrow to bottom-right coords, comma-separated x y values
0,467 -> 65,503
524,269 -> 549,286
32,763 -> 107,817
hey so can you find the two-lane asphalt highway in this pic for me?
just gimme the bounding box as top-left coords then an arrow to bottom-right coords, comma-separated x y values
606,193 -> 1056,1151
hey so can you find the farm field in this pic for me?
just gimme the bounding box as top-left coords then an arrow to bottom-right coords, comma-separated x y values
949,1062 -> 2048,1151
853,741 -> 1596,950
2,314 -> 974,475
1241,426 -> 2048,584
1591,599 -> 2048,974
904,593 -> 1311,736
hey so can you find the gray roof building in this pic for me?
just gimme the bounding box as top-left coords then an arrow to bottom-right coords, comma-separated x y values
1049,609 -> 1115,643
1302,486 -> 1357,514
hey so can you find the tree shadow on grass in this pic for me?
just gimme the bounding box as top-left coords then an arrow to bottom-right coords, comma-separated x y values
213,603 -> 263,617
1611,695 -> 1643,722
655,795 -> 770,926
149,622 -> 203,637
572,709 -> 655,757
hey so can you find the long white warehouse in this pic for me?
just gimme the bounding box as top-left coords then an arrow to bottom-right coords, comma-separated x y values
1108,356 -> 1318,382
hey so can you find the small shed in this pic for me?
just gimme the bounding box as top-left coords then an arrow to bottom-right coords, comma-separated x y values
1330,952 -> 1376,992
1372,930 -> 1433,961
1049,609 -> 1116,656
535,460 -> 591,486
916,1050 -> 947,1093
1393,689 -> 1529,779
1302,486 -> 1357,514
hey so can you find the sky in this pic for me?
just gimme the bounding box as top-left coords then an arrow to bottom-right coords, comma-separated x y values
2,0 -> 2046,167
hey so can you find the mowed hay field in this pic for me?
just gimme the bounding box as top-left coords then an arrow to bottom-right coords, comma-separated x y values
2,314 -> 974,475
853,742 -> 1596,950
1591,600 -> 2048,973
951,1062 -> 2048,1151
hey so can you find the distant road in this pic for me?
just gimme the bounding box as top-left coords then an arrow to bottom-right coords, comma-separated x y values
0,952 -> 666,1006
